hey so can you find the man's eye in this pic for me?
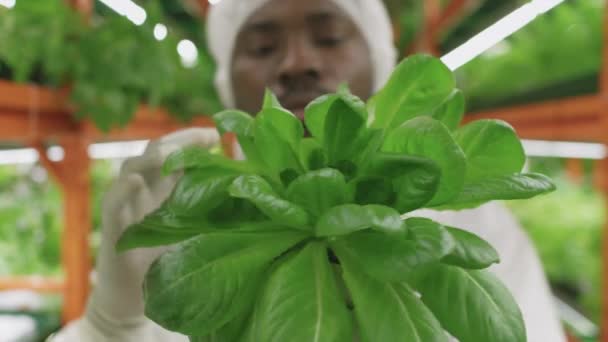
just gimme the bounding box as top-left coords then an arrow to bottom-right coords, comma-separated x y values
316,37 -> 344,47
251,45 -> 276,57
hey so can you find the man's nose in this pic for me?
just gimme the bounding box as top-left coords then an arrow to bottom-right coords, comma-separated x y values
278,35 -> 321,89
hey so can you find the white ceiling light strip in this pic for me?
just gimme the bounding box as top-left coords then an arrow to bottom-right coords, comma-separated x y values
522,140 -> 607,160
554,297 -> 598,338
87,140 -> 149,160
0,140 -> 149,165
441,0 -> 565,71
0,148 -> 38,165
0,139 -> 604,166
97,0 -> 147,25
0,0 -> 15,9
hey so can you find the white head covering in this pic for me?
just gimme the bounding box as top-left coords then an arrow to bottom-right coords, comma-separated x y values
206,0 -> 397,108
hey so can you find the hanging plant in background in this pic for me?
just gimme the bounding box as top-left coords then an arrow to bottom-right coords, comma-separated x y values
0,0 -> 222,131
71,4 -> 181,130
455,0 -> 602,110
117,55 -> 555,341
161,34 -> 223,123
0,0 -> 83,84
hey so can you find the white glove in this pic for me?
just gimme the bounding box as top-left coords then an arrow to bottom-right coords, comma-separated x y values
51,128 -> 220,342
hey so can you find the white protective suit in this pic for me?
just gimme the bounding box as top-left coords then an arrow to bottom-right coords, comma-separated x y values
51,0 -> 566,341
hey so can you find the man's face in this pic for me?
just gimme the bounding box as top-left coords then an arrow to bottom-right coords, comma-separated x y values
231,0 -> 374,119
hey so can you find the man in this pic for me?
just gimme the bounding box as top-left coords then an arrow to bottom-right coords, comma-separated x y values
53,0 -> 566,341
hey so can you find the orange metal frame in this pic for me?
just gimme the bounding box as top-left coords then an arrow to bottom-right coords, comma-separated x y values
0,0 -> 605,339
0,0 -> 223,324
0,80 -> 220,323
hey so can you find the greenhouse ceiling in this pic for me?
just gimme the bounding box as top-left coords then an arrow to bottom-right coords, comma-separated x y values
88,0 -> 608,111
0,0 -> 603,118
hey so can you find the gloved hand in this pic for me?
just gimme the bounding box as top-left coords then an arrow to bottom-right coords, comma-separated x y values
51,128 -> 220,342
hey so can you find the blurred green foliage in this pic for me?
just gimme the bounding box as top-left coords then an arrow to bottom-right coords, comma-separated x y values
455,0 -> 603,111
0,166 -> 62,276
508,158 -> 604,322
0,0 -> 81,84
2,0 -> 602,125
0,160 -> 116,276
0,0 -> 222,131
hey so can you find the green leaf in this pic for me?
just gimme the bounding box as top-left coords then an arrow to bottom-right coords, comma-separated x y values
262,88 -> 284,109
455,119 -> 526,182
162,146 -> 254,176
383,117 -> 466,206
351,129 -> 384,171
407,217 -> 456,260
370,54 -> 455,130
333,217 -> 450,283
304,94 -> 339,143
212,110 -> 263,168
213,110 -> 253,136
336,85 -> 368,119
254,107 -> 304,173
204,197 -> 266,223
194,309 -> 253,342
333,230 -> 422,282
167,169 -> 237,217
335,247 -> 448,342
351,176 -> 395,206
315,204 -> 372,237
446,173 -> 556,206
364,152 -> 440,212
229,175 -> 311,230
116,208 -> 202,252
251,242 -> 353,342
299,138 -> 327,171
441,227 -> 500,269
431,89 -> 465,131
315,204 -> 402,237
364,205 -> 405,234
237,136 -> 266,171
416,265 -> 526,342
365,152 -> 439,179
279,168 -> 299,187
144,231 -> 307,335
116,207 -> 281,252
305,88 -> 366,147
285,168 -> 350,218
324,98 -> 366,164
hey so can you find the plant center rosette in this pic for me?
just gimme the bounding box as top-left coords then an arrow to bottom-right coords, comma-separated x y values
117,55 -> 554,342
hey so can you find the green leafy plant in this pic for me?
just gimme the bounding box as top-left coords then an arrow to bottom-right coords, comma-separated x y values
0,0 -> 83,84
117,55 -> 555,341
